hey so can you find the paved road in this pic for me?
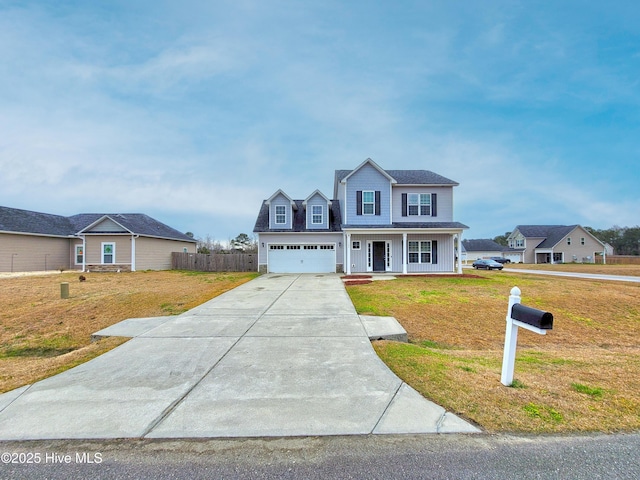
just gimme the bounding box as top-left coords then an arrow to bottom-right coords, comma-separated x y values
0,274 -> 477,440
1,433 -> 638,479
502,267 -> 640,283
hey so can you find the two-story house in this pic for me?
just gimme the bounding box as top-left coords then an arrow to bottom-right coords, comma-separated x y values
253,158 -> 468,274
506,225 -> 606,264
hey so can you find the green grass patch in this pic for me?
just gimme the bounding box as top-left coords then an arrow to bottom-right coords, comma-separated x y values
510,379 -> 526,389
419,339 -> 454,350
571,383 -> 604,398
523,403 -> 564,423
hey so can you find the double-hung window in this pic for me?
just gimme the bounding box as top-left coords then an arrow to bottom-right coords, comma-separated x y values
408,241 -> 431,264
408,194 -> 431,216
75,245 -> 83,265
311,205 -> 323,224
362,191 -> 375,215
275,205 -> 286,224
102,243 -> 115,264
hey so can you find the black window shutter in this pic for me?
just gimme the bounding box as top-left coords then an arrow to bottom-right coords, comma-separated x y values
432,240 -> 438,264
375,191 -> 381,215
402,193 -> 407,216
431,193 -> 438,217
356,191 -> 362,215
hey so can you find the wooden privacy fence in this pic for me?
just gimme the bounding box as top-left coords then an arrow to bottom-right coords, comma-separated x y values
172,252 -> 257,272
598,255 -> 640,265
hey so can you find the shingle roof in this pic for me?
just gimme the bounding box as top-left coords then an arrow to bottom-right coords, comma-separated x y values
0,206 -> 195,242
334,169 -> 458,185
0,206 -> 75,237
515,225 -> 577,248
71,214 -> 195,241
462,239 -> 506,252
253,200 -> 343,233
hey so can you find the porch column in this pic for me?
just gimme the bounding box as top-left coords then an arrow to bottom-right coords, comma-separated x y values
131,234 -> 136,272
82,236 -> 86,273
346,233 -> 351,275
457,233 -> 463,274
402,233 -> 407,274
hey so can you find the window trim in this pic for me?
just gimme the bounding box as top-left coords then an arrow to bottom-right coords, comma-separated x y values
408,240 -> 432,264
311,205 -> 323,224
101,242 -> 116,264
275,205 -> 287,225
362,191 -> 375,215
352,241 -> 361,250
75,244 -> 84,265
407,193 -> 432,216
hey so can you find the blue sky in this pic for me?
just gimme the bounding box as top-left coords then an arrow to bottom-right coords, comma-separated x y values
1,1 -> 638,242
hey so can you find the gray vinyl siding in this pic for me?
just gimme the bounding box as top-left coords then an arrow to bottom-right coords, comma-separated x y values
269,193 -> 293,230
407,234 -> 454,273
257,232 -> 343,267
305,193 -> 329,230
348,233 -> 455,273
0,233 -> 71,272
345,163 -> 391,225
136,237 -> 196,270
392,186 -> 453,223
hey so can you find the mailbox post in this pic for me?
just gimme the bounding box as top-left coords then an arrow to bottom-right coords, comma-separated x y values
501,287 -> 553,386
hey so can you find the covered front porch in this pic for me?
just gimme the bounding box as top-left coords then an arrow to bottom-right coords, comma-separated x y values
343,228 -> 464,275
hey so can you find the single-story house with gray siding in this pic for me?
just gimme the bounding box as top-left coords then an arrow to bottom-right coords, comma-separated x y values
0,206 -> 196,273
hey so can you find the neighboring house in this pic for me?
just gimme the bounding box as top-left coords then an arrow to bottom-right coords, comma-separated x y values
506,225 -> 606,264
253,158 -> 468,274
462,239 -> 508,263
0,206 -> 196,273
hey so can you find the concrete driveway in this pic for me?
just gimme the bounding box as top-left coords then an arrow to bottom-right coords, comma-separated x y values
0,274 -> 479,440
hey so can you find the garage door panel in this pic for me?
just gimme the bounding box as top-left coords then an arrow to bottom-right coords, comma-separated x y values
268,245 -> 335,273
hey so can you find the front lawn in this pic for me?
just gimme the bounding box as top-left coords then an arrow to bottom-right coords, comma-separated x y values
0,271 -> 258,393
346,272 -> 640,433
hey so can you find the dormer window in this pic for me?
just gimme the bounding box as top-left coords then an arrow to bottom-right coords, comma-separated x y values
362,191 -> 375,215
312,205 -> 323,224
275,205 -> 286,224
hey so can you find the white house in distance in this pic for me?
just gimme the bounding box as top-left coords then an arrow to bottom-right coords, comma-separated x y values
461,239 -> 508,263
253,158 -> 468,274
506,225 -> 606,264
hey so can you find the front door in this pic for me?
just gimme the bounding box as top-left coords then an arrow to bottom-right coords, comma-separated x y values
373,241 -> 386,272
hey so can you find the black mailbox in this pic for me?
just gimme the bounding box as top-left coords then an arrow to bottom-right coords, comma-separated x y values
511,303 -> 553,330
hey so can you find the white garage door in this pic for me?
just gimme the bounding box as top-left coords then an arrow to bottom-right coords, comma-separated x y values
268,244 -> 336,273
504,253 -> 522,263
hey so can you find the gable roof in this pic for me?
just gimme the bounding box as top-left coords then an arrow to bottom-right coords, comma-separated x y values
0,206 -> 195,242
334,167 -> 458,187
462,239 -> 506,252
303,189 -> 332,206
513,225 -> 604,249
253,200 -> 343,233
71,214 -> 195,241
338,158 -> 397,184
265,189 -> 298,211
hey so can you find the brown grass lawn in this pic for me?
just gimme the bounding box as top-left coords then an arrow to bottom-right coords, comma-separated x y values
347,271 -> 640,433
0,270 -> 258,393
